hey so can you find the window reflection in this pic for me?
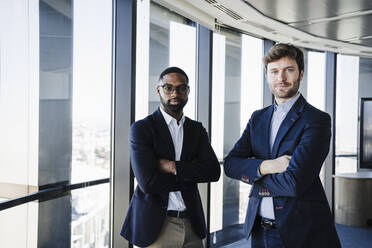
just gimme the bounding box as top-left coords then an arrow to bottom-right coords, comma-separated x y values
210,30 -> 263,247
38,0 -> 73,246
39,0 -> 73,186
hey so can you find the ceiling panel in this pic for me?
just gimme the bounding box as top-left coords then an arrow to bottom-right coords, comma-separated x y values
354,39 -> 372,47
244,0 -> 372,23
297,15 -> 372,40
360,57 -> 372,72
295,15 -> 372,45
240,0 -> 372,48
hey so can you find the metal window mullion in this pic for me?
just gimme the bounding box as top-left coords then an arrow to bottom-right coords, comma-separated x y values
196,23 -> 213,247
111,0 -> 136,247
324,51 -> 337,213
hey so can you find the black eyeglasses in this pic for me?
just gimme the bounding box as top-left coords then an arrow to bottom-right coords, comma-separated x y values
159,84 -> 189,94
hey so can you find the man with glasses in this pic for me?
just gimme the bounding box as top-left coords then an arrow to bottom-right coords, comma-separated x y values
224,44 -> 341,247
121,66 -> 220,247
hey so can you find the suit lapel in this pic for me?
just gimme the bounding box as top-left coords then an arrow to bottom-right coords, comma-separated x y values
152,108 -> 175,159
271,95 -> 306,157
180,117 -> 192,161
261,106 -> 274,159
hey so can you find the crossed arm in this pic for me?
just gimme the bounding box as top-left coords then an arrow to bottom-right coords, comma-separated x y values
158,159 -> 177,174
259,155 -> 291,175
224,113 -> 331,197
130,121 -> 220,194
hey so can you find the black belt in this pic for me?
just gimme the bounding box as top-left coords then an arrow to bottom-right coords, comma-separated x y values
167,210 -> 188,218
258,216 -> 276,229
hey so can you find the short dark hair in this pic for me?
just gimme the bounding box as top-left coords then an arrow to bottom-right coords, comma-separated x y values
159,66 -> 189,84
264,43 -> 304,72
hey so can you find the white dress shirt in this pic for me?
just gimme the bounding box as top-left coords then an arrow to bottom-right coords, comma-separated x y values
259,93 -> 301,219
160,107 -> 187,211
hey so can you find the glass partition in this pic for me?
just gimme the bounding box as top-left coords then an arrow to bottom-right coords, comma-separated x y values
210,30 -> 263,247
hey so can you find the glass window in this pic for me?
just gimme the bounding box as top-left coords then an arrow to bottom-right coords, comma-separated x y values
136,2 -> 197,121
306,51 -> 327,183
210,32 -> 225,240
134,0 -> 198,208
356,58 -> 372,170
70,0 -> 112,247
335,55 -> 359,173
0,0 -> 112,247
358,58 -> 372,166
72,0 -> 112,183
210,30 -> 263,247
71,184 -> 110,248
307,51 -> 326,111
0,1 -> 40,247
0,203 -> 38,247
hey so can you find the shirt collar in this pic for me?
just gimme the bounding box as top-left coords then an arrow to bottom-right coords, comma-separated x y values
160,107 -> 185,126
274,92 -> 301,113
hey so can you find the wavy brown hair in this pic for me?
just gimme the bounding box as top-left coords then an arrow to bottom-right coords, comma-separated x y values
264,43 -> 304,72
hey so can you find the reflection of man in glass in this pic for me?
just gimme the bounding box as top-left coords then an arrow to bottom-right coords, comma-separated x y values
224,44 -> 341,247
121,67 -> 220,247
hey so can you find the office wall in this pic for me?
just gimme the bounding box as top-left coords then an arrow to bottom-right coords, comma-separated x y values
0,0 -> 39,187
0,0 -> 39,247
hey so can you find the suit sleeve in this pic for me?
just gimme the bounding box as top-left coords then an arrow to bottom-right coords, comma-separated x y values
175,124 -> 221,184
255,113 -> 331,197
130,121 -> 181,194
224,113 -> 265,185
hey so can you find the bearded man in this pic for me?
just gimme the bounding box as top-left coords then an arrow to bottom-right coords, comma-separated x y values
224,44 -> 341,248
121,66 -> 220,248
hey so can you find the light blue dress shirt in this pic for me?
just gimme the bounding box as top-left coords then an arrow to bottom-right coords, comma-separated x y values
259,93 -> 301,219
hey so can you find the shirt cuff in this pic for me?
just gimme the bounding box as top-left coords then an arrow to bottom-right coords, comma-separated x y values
257,165 -> 262,177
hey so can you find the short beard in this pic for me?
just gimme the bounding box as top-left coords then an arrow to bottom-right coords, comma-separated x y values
160,96 -> 188,114
274,76 -> 300,99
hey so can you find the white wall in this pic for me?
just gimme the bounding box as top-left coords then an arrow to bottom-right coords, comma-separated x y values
0,0 -> 39,187
0,0 -> 39,247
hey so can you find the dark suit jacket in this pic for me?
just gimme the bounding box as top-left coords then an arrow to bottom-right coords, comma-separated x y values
121,108 -> 221,247
224,95 -> 341,248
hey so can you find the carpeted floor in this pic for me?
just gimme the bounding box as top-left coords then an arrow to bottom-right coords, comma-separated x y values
335,223 -> 372,248
222,223 -> 372,247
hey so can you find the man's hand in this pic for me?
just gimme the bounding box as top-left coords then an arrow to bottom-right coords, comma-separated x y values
158,159 -> 176,174
259,155 -> 291,176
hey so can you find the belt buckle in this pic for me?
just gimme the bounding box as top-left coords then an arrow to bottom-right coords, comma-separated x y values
261,218 -> 276,228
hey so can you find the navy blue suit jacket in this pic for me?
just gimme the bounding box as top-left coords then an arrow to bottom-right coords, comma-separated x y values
121,108 -> 221,247
224,95 -> 341,248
